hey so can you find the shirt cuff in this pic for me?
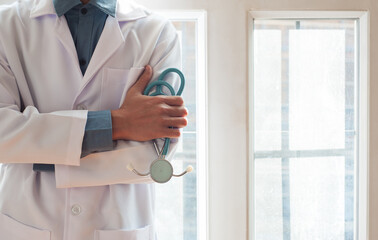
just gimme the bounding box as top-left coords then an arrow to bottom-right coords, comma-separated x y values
81,110 -> 113,157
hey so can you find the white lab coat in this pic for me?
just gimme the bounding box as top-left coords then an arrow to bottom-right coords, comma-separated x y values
0,0 -> 181,239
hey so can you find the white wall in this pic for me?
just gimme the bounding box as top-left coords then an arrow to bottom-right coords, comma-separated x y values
0,0 -> 13,4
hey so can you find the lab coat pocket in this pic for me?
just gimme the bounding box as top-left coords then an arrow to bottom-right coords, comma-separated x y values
95,225 -> 153,240
100,67 -> 145,110
0,213 -> 51,240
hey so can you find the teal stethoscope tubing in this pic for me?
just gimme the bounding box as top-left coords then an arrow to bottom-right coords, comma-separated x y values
143,68 -> 185,157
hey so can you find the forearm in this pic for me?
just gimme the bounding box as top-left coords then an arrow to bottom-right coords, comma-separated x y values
34,110 -> 114,171
81,110 -> 113,157
0,106 -> 87,165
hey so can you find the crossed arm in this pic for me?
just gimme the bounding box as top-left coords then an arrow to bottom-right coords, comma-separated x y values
111,65 -> 188,142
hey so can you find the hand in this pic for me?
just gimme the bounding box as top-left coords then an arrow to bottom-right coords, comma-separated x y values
111,65 -> 188,141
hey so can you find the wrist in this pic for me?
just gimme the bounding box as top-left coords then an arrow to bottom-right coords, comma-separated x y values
111,109 -> 125,140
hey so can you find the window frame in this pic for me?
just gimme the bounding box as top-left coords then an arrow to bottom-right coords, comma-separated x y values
248,11 -> 369,240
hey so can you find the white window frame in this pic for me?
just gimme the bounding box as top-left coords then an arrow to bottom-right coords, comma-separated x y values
248,11 -> 369,240
156,10 -> 209,240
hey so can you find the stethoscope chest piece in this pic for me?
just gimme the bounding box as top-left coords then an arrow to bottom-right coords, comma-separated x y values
127,159 -> 193,184
150,159 -> 173,183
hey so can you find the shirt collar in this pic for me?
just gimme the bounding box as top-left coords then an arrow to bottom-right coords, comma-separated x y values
53,0 -> 117,17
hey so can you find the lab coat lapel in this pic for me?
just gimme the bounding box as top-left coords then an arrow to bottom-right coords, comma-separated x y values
79,0 -> 150,90
54,17 -> 82,77
74,1 -> 149,99
79,16 -> 125,90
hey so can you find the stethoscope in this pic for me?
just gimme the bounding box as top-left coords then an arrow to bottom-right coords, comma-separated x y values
127,68 -> 193,183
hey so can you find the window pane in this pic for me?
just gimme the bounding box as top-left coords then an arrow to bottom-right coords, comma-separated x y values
290,157 -> 345,239
255,158 -> 283,240
289,30 -> 346,150
254,30 -> 282,151
253,19 -> 357,240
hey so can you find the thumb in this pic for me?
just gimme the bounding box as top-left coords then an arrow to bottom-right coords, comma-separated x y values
128,65 -> 153,95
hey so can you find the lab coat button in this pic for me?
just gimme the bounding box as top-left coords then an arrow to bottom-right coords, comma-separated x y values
76,104 -> 87,110
71,204 -> 81,216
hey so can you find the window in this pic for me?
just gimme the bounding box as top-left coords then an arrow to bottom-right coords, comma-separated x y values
249,12 -> 368,240
155,11 -> 207,240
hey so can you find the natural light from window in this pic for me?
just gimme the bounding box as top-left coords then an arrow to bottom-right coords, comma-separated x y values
252,19 -> 358,240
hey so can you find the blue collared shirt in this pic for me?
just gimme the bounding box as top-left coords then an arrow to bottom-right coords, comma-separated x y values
60,0 -> 116,156
33,0 -> 116,171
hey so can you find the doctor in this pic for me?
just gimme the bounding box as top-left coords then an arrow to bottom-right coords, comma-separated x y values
0,0 -> 187,239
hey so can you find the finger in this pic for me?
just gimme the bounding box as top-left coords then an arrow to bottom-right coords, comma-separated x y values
162,117 -> 188,128
156,96 -> 184,106
162,128 -> 181,138
129,65 -> 153,94
161,106 -> 188,117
